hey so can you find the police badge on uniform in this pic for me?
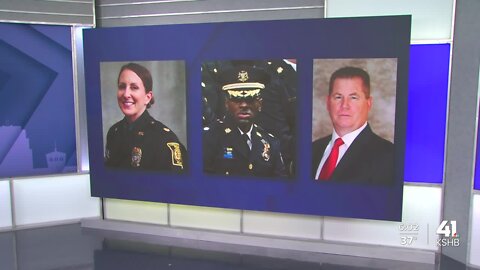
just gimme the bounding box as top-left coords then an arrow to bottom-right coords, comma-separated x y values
261,139 -> 270,161
167,142 -> 184,169
131,147 -> 142,167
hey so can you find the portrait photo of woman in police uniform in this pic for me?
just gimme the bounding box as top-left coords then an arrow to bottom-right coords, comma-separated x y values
101,61 -> 188,172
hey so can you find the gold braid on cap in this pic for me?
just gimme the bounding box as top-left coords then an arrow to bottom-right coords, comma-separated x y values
222,82 -> 265,91
227,89 -> 261,98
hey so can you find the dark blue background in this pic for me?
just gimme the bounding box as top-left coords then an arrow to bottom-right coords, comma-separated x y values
84,17 -> 410,221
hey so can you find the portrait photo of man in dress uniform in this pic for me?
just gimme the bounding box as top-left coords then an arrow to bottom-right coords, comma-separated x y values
100,61 -> 188,172
312,59 -> 397,185
202,60 -> 296,178
202,63 -> 288,178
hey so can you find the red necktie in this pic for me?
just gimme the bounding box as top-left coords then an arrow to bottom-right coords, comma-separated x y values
318,138 -> 344,180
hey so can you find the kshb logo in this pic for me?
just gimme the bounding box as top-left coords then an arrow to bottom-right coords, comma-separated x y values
436,220 -> 460,247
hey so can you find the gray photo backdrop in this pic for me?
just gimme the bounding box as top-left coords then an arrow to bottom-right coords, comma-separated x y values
312,58 -> 397,143
100,61 -> 187,152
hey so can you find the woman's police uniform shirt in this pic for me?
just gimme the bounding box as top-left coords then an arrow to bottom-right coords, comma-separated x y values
105,110 -> 187,172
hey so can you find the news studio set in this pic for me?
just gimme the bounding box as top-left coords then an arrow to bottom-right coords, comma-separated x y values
0,1 -> 479,270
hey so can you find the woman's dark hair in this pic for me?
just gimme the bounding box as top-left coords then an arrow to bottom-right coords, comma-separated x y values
118,63 -> 155,108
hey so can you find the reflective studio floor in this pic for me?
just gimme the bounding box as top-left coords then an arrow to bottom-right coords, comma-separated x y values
0,223 -> 478,270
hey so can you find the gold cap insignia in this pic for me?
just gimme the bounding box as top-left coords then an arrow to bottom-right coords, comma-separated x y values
277,67 -> 283,74
167,142 -> 183,169
131,147 -> 142,167
248,163 -> 253,170
238,70 -> 249,82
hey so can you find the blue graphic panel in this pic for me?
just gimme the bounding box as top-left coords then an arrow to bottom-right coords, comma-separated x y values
476,110 -> 480,190
84,17 -> 410,221
476,153 -> 480,189
0,23 -> 77,177
404,44 -> 450,184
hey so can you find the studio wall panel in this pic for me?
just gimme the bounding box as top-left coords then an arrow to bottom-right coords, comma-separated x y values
73,26 -> 91,173
323,185 -> 441,250
105,199 -> 168,225
326,0 -> 454,41
0,233 -> 15,270
13,174 -> 100,226
0,0 -> 94,26
470,194 -> 480,267
474,66 -> 480,191
243,211 -> 321,239
0,180 -> 12,229
170,204 -> 241,232
96,0 -> 324,27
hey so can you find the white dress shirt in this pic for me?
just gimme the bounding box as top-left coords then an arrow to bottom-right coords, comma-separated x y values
238,125 -> 253,150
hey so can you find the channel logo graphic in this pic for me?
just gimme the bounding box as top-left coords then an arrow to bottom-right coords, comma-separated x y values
436,220 -> 460,247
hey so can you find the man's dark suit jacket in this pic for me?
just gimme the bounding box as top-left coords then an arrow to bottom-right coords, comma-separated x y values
312,124 -> 394,185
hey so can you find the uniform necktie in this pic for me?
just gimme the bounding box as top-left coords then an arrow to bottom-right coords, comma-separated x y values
242,134 -> 251,151
318,138 -> 344,180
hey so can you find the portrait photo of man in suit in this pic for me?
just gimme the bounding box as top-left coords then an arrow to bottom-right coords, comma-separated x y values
312,60 -> 396,185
